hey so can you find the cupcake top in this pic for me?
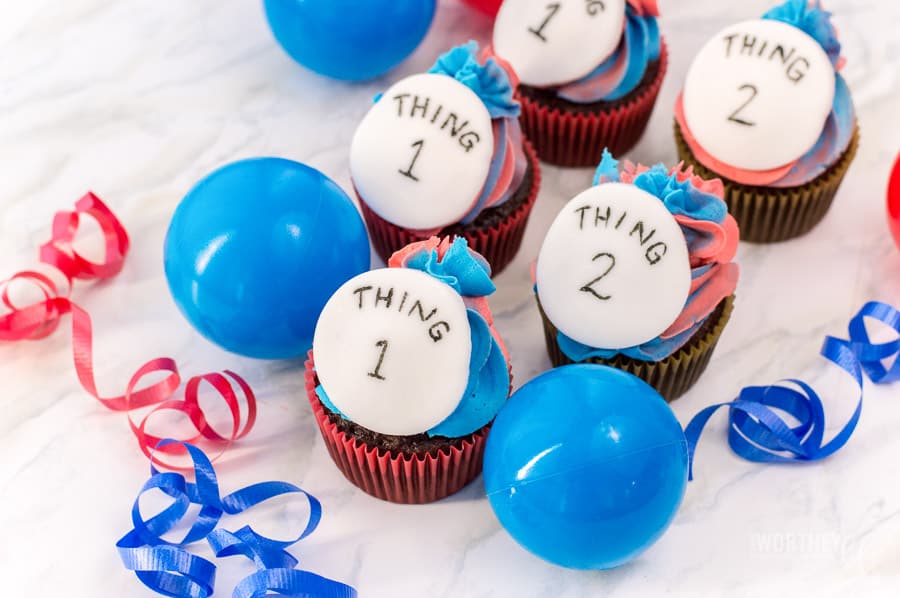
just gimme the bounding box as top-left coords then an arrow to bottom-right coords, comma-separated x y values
535,150 -> 740,361
492,0 -> 661,101
313,237 -> 509,438
675,0 -> 855,187
350,42 -> 527,232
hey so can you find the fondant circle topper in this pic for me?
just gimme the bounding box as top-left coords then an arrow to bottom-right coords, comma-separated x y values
313,268 -> 472,436
493,0 -> 626,88
350,73 -> 495,230
536,183 -> 691,349
682,19 -> 835,171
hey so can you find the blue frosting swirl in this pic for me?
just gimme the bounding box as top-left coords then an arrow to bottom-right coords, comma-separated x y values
557,312 -> 698,362
771,71 -> 855,187
429,41 -> 521,119
592,150 -> 727,223
428,308 -> 508,437
403,236 -> 496,296
763,0 -> 841,67
318,238 -> 509,438
557,4 -> 660,102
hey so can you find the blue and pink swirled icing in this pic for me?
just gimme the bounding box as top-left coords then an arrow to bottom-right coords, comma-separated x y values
549,150 -> 740,362
318,237 -> 510,438
553,0 -> 661,103
675,0 -> 856,187
422,42 -> 528,229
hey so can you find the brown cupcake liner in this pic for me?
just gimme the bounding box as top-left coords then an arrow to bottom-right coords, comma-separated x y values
358,139 -> 541,276
674,121 -> 860,243
304,352 -> 491,504
536,294 -> 735,402
518,39 -> 668,168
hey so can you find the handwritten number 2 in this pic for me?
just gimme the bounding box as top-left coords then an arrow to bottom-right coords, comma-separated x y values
368,339 -> 388,380
580,252 -> 616,301
398,139 -> 424,182
728,84 -> 758,127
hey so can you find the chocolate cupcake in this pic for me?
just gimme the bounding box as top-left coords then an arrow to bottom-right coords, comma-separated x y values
534,150 -> 740,401
674,0 -> 858,243
492,0 -> 666,166
306,237 -> 511,503
351,42 -> 540,275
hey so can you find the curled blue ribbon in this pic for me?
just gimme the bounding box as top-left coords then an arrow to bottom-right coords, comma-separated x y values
117,440 -> 357,598
686,301 -> 900,479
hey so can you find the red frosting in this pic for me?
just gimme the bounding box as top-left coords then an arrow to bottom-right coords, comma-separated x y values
627,0 -> 660,17
614,159 -> 740,342
674,94 -> 798,186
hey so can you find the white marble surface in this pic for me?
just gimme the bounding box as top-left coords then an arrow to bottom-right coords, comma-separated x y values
2,0 -> 900,595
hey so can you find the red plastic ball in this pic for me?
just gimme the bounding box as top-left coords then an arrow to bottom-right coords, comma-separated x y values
460,0 -> 502,17
887,152 -> 900,249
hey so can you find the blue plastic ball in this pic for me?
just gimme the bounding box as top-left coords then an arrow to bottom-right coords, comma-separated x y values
263,0 -> 437,82
164,157 -> 370,359
483,364 -> 688,570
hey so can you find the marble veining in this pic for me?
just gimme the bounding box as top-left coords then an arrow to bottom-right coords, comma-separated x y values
2,0 -> 899,595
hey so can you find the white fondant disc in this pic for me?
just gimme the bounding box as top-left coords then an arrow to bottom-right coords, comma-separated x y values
350,73 -> 494,230
493,0 -> 626,87
682,19 -> 835,171
536,183 -> 691,349
313,268 -> 472,436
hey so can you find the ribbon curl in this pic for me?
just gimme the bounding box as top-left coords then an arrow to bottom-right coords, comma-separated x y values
686,301 -> 900,479
118,440 -> 357,598
0,192 -> 256,466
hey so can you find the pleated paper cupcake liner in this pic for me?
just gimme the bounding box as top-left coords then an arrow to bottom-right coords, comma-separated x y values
674,121 -> 860,243
358,139 -> 541,275
304,352 -> 490,504
518,40 -> 668,168
536,294 -> 735,402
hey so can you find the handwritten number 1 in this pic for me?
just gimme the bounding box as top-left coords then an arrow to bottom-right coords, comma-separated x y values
368,340 -> 388,380
398,139 -> 424,182
528,3 -> 561,42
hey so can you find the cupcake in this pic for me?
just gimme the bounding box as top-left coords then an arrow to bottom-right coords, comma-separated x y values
492,0 -> 666,167
306,237 -> 511,503
674,0 -> 858,243
534,150 -> 740,401
350,42 -> 540,275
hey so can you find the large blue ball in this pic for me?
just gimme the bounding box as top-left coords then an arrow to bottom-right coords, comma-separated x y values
483,364 -> 688,569
263,0 -> 437,82
164,158 -> 370,359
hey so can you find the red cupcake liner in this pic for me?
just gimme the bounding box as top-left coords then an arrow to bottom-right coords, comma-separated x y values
358,139 -> 541,275
304,352 -> 490,504
518,39 -> 669,167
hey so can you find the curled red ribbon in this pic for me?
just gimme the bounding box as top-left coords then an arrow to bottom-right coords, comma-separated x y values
1,192 -> 256,467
